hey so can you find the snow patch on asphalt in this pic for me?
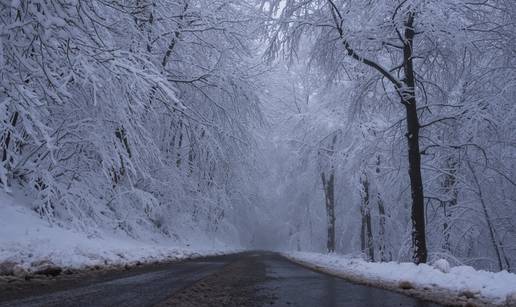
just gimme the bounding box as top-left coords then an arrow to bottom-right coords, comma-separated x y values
284,252 -> 516,306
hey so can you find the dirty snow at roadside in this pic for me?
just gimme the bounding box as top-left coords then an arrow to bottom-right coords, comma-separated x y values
0,192 -> 240,272
285,252 -> 516,306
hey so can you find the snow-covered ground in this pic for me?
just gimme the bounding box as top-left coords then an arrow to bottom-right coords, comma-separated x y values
285,252 -> 516,306
0,191 -> 240,274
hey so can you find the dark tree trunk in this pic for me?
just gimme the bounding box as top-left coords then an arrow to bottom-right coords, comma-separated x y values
360,173 -> 374,261
377,194 -> 387,261
375,156 -> 387,261
404,102 -> 427,264
320,134 -> 338,253
402,13 -> 427,264
322,171 -> 336,253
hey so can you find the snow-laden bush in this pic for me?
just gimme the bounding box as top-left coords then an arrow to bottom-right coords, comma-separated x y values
432,259 -> 451,273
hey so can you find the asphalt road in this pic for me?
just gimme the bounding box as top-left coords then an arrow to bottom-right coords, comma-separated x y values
0,252 -> 440,307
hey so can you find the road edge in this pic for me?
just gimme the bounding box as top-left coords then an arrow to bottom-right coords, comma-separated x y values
282,253 -> 499,307
0,250 -> 247,302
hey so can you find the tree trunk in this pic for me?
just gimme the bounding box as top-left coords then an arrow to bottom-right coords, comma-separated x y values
402,12 -> 427,264
322,171 -> 336,253
320,134 -> 338,253
375,156 -> 388,261
468,161 -> 511,272
377,194 -> 387,261
176,121 -> 184,167
404,103 -> 427,264
360,173 -> 374,261
441,157 -> 457,251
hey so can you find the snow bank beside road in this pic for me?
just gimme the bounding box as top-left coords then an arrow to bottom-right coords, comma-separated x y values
0,192 -> 239,275
285,252 -> 516,306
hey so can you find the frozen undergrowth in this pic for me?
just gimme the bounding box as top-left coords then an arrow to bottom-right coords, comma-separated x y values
0,192 -> 240,272
285,252 -> 516,306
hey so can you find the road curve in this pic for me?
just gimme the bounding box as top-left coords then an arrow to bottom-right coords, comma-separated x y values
0,252 -> 440,307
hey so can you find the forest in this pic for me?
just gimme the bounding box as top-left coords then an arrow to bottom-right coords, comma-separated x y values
1,0 -> 515,275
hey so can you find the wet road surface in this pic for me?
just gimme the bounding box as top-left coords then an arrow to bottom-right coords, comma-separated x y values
0,252 -> 440,307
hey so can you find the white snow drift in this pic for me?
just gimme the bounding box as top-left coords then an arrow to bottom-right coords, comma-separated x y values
0,192 -> 239,271
285,252 -> 516,306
